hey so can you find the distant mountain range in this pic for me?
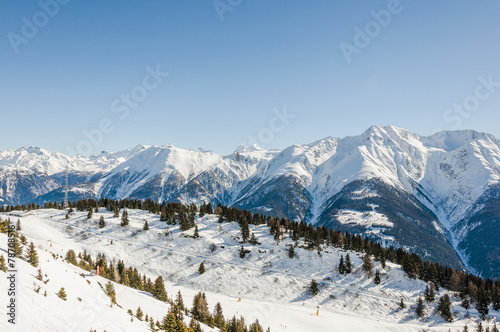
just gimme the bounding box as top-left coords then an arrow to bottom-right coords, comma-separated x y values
1,126 -> 499,278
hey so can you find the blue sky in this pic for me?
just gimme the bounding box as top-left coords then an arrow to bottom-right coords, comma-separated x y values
1,0 -> 500,156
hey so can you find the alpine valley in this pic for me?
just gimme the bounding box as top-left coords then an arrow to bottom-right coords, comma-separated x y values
1,126 -> 499,279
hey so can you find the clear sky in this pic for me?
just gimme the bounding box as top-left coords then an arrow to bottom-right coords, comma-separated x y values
1,0 -> 500,156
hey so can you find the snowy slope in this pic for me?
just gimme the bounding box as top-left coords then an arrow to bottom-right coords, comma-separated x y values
1,209 -> 498,331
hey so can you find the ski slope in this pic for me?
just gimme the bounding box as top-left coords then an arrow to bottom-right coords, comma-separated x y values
1,209 -> 498,331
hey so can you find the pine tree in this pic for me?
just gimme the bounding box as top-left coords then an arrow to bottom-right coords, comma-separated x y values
345,254 -> 352,274
175,290 -> 185,311
249,232 -> 260,245
13,233 -> 23,258
121,211 -> 129,226
136,306 -> 144,321
58,287 -> 67,301
400,298 -> 405,309
198,262 -> 205,275
288,246 -> 295,259
310,279 -> 319,295
113,206 -> 119,218
194,225 -> 199,238
477,322 -> 484,332
249,319 -> 264,332
27,242 -> 39,267
363,254 -> 373,277
191,292 -> 211,324
161,311 -> 177,331
374,270 -> 381,285
213,302 -> 225,330
241,221 -> 250,242
99,216 -> 105,228
239,246 -> 246,259
437,294 -> 453,322
105,281 -> 117,305
380,251 -> 386,269
492,286 -> 500,311
87,209 -> 92,219
338,255 -> 346,275
143,220 -> 149,231
476,286 -> 489,319
16,219 -> 21,231
0,255 -> 6,272
416,297 -> 425,318
425,283 -> 436,302
492,323 -> 499,332
153,276 -> 168,302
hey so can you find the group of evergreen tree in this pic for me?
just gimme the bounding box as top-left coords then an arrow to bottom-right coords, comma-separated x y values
338,254 -> 352,275
5,198 -> 500,320
63,249 -> 269,331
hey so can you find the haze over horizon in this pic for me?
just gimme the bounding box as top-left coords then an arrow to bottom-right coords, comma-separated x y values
1,1 -> 500,156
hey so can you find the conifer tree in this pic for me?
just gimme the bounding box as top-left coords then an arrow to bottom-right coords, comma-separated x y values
345,254 -> 352,274
492,286 -> 500,311
136,306 -> 144,321
310,279 -> 319,295
249,232 -> 260,245
20,234 -> 28,246
0,255 -> 6,272
27,242 -> 39,267
194,225 -> 199,238
338,255 -> 346,274
121,211 -> 129,226
363,254 -> 373,276
416,297 -> 425,318
476,286 -> 489,319
288,246 -> 295,259
143,220 -> 149,231
477,322 -> 484,332
58,287 -> 67,301
437,294 -> 453,322
239,246 -> 246,259
492,323 -> 499,332
189,317 -> 202,332
161,311 -> 177,331
105,281 -> 117,306
87,209 -> 92,219
16,219 -> 21,231
99,216 -> 105,228
175,290 -> 185,311
153,276 -> 168,302
400,298 -> 405,309
198,262 -> 205,275
191,292 -> 211,324
13,233 -> 23,258
249,319 -> 264,332
213,302 -> 225,330
374,270 -> 381,285
241,221 -> 250,242
113,206 -> 119,218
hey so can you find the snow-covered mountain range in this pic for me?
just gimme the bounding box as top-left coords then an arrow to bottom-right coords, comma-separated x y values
1,126 -> 499,278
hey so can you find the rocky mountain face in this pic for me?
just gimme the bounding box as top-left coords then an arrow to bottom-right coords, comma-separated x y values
1,126 -> 499,277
